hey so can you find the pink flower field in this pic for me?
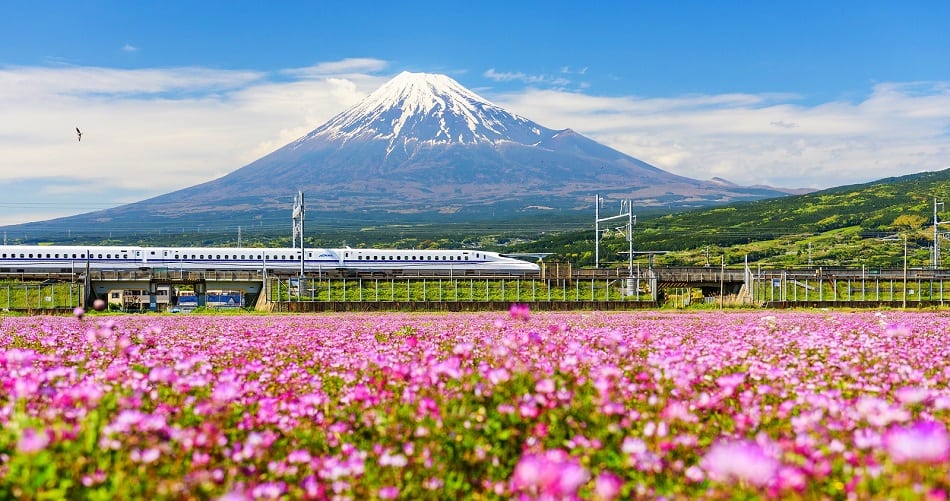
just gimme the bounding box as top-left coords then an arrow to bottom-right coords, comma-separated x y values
4,309 -> 950,499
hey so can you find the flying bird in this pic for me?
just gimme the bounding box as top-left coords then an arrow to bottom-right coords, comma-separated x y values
76,127 -> 82,142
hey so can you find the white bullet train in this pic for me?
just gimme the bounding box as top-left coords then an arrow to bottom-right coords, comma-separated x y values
0,245 -> 540,275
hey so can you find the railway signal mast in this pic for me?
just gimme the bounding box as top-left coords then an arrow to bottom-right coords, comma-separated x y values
293,191 -> 305,278
594,194 -> 635,276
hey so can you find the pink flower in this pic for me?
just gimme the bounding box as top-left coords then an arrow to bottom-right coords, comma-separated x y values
73,306 -> 85,319
378,486 -> 399,499
287,449 -> 312,464
716,372 -> 746,392
593,471 -> 623,500
884,323 -> 912,337
17,427 -> 49,453
250,482 -> 285,499
510,449 -> 589,498
212,379 -> 241,404
895,386 -> 930,405
509,303 -> 530,321
884,420 -> 950,463
702,439 -> 778,486
535,378 -> 556,394
130,447 -> 161,463
217,490 -> 250,501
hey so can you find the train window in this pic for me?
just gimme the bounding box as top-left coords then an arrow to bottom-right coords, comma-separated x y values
388,256 -> 393,260
98,254 -> 103,259
174,255 -> 179,259
200,255 -> 204,259
216,255 -> 221,259
151,251 -> 156,255
20,254 -> 24,258
29,254 -> 33,258
55,254 -> 59,258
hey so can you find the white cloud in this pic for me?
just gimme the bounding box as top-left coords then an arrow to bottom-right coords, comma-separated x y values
493,82 -> 950,189
483,68 -> 570,87
282,58 -> 389,79
0,60 -> 948,225
0,61 -> 390,225
121,43 -> 138,52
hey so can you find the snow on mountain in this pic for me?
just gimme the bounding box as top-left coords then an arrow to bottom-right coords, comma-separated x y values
293,71 -> 550,155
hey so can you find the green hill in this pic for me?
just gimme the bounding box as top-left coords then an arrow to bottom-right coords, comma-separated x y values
511,168 -> 950,269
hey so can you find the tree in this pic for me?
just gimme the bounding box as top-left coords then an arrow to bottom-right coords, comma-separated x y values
891,214 -> 927,231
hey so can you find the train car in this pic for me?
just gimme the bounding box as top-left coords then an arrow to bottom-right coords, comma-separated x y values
0,245 -> 143,273
0,245 -> 540,275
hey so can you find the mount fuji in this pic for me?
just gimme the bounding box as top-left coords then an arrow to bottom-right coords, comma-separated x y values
7,72 -> 796,234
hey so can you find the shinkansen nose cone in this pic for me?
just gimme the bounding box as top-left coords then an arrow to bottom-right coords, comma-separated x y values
499,253 -> 549,272
515,260 -> 541,272
498,254 -> 542,272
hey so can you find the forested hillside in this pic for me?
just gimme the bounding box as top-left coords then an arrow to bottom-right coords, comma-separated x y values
510,169 -> 950,269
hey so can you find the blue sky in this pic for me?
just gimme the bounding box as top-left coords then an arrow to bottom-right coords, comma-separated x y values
1,1 -> 949,225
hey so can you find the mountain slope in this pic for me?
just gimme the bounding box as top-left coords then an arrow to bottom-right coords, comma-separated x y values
4,71 -> 795,237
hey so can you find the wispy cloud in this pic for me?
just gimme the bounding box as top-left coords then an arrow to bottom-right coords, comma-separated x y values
483,68 -> 570,87
121,43 -> 138,52
282,58 -> 388,79
770,120 -> 799,129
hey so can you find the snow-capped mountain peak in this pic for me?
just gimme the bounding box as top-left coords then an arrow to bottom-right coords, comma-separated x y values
296,71 -> 549,153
